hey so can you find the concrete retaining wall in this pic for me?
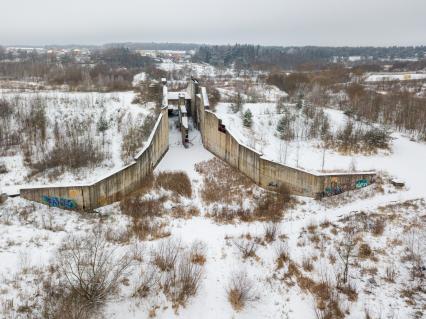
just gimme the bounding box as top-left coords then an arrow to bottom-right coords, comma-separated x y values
196,90 -> 375,198
20,107 -> 169,210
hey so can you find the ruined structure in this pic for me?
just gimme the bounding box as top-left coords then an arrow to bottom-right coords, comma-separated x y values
20,78 -> 375,210
185,79 -> 375,198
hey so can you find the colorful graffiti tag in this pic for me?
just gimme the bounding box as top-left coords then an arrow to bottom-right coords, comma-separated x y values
42,195 -> 77,209
355,179 -> 369,189
324,186 -> 343,196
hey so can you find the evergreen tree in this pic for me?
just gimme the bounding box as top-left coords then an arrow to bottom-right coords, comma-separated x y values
97,113 -> 109,146
230,92 -> 243,113
97,113 -> 109,133
276,112 -> 294,141
242,109 -> 253,128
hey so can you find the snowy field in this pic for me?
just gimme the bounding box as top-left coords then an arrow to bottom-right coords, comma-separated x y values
0,118 -> 424,319
158,59 -> 235,78
0,90 -> 155,195
0,61 -> 425,319
214,102 -> 426,198
365,73 -> 426,82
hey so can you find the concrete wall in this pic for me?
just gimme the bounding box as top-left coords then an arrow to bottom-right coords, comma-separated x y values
195,90 -> 375,198
20,107 -> 169,210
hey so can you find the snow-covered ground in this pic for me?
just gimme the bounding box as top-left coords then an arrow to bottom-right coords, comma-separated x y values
158,59 -> 235,78
1,117 -> 424,319
214,102 -> 426,198
365,73 -> 426,82
0,90 -> 155,195
1,62 -> 425,319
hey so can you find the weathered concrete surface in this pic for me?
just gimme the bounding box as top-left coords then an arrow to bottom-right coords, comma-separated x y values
20,106 -> 169,210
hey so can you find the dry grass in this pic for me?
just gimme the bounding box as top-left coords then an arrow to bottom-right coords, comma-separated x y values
226,271 -> 256,311
151,239 -> 181,272
146,239 -> 205,309
264,222 -> 279,242
371,219 -> 385,236
233,239 -> 258,259
197,158 -> 293,223
189,241 -> 207,265
171,205 -> 200,219
195,158 -> 255,205
254,188 -> 290,222
275,242 -> 290,269
358,243 -> 373,259
120,195 -> 164,219
283,258 -> 344,319
168,255 -> 203,308
120,195 -> 170,240
302,256 -> 314,272
155,171 -> 192,198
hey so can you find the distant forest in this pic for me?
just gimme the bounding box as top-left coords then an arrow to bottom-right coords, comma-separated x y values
103,42 -> 201,51
192,45 -> 426,70
0,47 -> 160,91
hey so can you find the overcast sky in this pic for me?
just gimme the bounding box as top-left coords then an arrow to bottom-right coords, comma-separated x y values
1,0 -> 425,46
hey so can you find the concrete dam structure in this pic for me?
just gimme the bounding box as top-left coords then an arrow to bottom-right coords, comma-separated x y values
20,79 -> 375,210
20,106 -> 169,210
187,79 -> 375,198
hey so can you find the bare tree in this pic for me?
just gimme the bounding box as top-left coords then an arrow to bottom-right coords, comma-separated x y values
336,227 -> 358,285
58,226 -> 133,307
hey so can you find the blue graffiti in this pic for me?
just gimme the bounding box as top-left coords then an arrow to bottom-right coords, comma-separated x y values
356,179 -> 369,189
324,186 -> 343,196
42,195 -> 77,209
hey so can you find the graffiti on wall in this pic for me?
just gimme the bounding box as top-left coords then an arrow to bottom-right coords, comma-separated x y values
355,179 -> 369,189
42,195 -> 77,209
324,185 -> 343,196
323,178 -> 343,197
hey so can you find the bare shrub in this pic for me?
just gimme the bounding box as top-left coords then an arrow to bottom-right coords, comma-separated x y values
105,226 -> 131,244
302,256 -> 314,272
155,171 -> 192,198
264,222 -> 279,242
275,242 -> 289,269
42,284 -> 95,319
255,190 -> 289,222
151,239 -> 181,272
134,264 -> 160,298
358,243 -> 373,259
337,280 -> 358,302
167,254 -> 203,308
120,193 -> 170,240
385,262 -> 397,282
226,271 -> 256,311
120,194 -> 162,220
233,239 -> 258,259
57,227 -> 132,307
371,218 -> 385,236
189,241 -> 207,265
132,219 -> 170,241
31,135 -> 104,173
313,289 -> 344,319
